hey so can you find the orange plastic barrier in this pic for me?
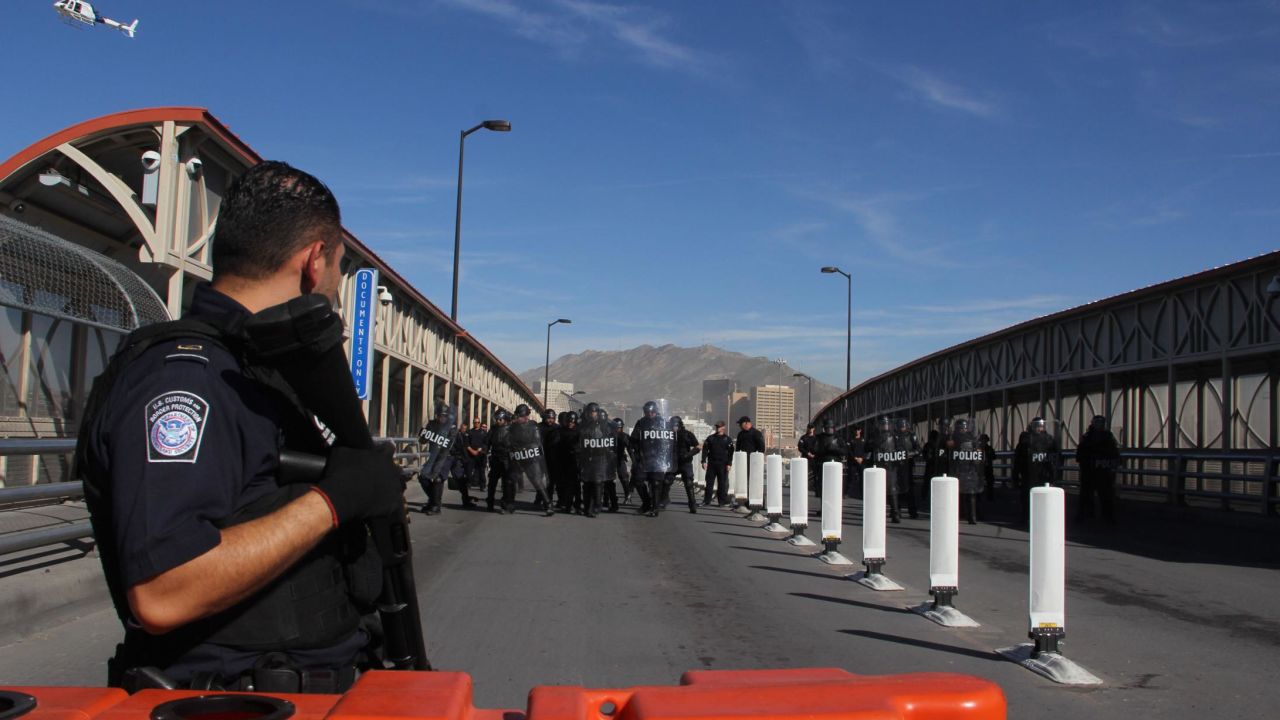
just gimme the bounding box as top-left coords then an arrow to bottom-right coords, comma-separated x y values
3,667 -> 1005,720
0,687 -> 127,720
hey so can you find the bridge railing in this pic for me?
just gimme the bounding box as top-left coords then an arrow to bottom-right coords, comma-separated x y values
0,436 -> 429,556
912,449 -> 1278,516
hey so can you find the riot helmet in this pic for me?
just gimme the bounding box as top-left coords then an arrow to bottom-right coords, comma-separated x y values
1090,415 -> 1108,431
583,402 -> 600,420
937,417 -> 952,433
822,419 -> 835,433
557,411 -> 570,425
435,403 -> 452,419
514,404 -> 531,418
542,408 -> 557,422
669,415 -> 683,430
643,400 -> 659,416
877,416 -> 892,434
1031,416 -> 1047,433
954,418 -> 971,434
612,418 -> 624,429
494,409 -> 511,423
895,417 -> 910,433
565,411 -> 578,426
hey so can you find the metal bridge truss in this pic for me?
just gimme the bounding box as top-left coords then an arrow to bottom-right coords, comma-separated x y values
815,252 -> 1280,515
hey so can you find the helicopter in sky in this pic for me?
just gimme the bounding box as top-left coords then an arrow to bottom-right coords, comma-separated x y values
52,0 -> 138,38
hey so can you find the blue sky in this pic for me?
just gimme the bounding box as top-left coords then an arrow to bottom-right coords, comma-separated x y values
3,1 -> 1278,387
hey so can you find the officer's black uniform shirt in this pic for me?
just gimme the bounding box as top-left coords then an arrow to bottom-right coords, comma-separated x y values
702,433 -> 734,465
82,284 -> 363,677
736,427 -> 766,454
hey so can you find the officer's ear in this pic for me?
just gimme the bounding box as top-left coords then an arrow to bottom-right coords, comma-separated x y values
297,239 -> 329,294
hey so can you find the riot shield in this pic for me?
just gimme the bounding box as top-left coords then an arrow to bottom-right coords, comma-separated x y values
632,399 -> 675,473
506,421 -> 550,496
577,416 -> 616,484
1027,431 -> 1056,485
949,428 -> 984,494
418,405 -> 458,481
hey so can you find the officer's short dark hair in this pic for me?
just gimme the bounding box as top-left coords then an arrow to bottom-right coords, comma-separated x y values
212,161 -> 342,280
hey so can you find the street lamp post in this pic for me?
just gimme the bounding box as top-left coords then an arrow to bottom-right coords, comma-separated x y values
447,119 -> 510,406
821,266 -> 852,392
544,319 -> 571,408
793,372 -> 812,423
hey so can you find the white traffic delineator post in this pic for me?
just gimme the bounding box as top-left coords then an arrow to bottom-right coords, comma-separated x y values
912,476 -> 978,626
786,458 -> 815,546
763,454 -> 787,532
730,451 -> 746,510
996,485 -> 1102,685
817,461 -> 853,565
746,452 -> 766,521
852,467 -> 902,590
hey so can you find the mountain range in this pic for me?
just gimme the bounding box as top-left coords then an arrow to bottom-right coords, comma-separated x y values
519,344 -> 842,423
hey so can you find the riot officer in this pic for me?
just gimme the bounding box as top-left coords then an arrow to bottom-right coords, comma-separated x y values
1012,429 -> 1032,517
555,411 -> 581,512
575,403 -> 615,518
925,418 -> 952,505
847,426 -> 867,497
948,419 -> 985,524
613,417 -> 645,508
508,404 -> 554,515
797,424 -> 818,494
869,416 -> 910,522
631,400 -> 675,517
978,433 -> 996,501
1026,417 -> 1059,486
894,417 -> 921,515
1076,415 -> 1120,524
814,420 -> 848,465
700,421 -> 734,506
669,416 -> 702,513
595,408 -> 621,513
539,409 -> 560,506
485,409 -> 514,513
418,404 -> 465,514
77,161 -> 404,689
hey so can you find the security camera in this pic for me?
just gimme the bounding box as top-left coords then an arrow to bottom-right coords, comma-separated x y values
7,199 -> 25,214
140,150 -> 161,173
377,286 -> 393,306
185,158 -> 203,177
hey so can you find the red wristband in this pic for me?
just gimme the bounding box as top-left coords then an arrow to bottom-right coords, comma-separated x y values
309,486 -> 340,528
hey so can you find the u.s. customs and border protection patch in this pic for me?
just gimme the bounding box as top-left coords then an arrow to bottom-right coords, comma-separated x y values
146,391 -> 210,463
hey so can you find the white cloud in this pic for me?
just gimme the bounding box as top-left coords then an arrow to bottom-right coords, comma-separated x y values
887,66 -> 1000,118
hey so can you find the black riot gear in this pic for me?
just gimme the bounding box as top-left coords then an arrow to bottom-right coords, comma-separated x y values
631,405 -> 674,516
948,420 -> 984,524
576,409 -> 617,517
494,409 -> 511,423
418,404 -> 462,514
612,418 -> 624,429
644,400 -> 659,414
1077,416 -> 1120,523
565,411 -> 579,426
506,420 -> 553,515
543,408 -> 557,421
514,404 -> 531,418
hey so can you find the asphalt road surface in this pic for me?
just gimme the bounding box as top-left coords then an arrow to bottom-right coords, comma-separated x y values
2,481 -> 1277,719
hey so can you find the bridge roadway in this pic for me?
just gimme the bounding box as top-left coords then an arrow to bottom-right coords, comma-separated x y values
1,483 -> 1277,719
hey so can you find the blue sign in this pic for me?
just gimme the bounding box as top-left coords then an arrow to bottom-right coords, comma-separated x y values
350,268 -> 379,400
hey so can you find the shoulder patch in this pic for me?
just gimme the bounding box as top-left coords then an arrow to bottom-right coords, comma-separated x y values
146,391 -> 210,463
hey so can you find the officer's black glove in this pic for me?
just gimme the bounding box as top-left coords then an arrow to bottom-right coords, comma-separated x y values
312,446 -> 404,528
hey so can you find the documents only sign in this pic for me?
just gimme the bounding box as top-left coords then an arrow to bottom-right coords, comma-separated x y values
350,268 -> 379,400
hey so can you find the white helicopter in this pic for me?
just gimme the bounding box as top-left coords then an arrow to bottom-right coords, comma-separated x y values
53,0 -> 138,38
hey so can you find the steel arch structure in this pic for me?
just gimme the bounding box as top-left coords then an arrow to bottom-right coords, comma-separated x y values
814,251 -> 1280,513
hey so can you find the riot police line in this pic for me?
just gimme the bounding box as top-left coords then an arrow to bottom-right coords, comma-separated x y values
414,399 -> 724,518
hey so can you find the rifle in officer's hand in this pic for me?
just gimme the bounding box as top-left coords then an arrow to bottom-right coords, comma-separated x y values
246,295 -> 430,671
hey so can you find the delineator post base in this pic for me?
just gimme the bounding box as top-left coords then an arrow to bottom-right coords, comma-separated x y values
995,643 -> 1102,685
851,571 -> 903,591
912,603 -> 980,627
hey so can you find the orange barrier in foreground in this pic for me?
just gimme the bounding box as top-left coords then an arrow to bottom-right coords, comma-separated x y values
3,667 -> 1005,720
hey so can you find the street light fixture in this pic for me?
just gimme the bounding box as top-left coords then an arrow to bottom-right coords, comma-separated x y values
544,319 -> 571,408
821,266 -> 852,392
793,372 -> 812,424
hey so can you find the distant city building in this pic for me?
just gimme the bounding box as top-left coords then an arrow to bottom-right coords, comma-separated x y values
751,384 -> 796,448
532,380 -> 577,414
730,392 -> 751,426
702,379 -> 736,425
683,418 -> 714,443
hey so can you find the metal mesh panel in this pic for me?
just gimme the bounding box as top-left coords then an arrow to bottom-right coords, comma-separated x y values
0,215 -> 169,332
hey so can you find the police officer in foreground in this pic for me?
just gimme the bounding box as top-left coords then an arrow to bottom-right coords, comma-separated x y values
631,400 -> 675,517
814,420 -> 848,468
575,403 -> 615,518
894,418 -> 921,513
538,409 -> 560,506
554,411 -> 581,512
869,416 -> 909,522
700,421 -> 734,506
797,424 -> 818,494
613,417 -> 643,507
735,416 -> 766,505
1022,417 -> 1059,522
77,161 -> 404,690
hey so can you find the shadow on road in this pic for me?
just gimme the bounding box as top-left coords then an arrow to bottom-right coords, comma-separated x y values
838,629 -> 1005,663
791,592 -> 912,615
749,565 -> 850,582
